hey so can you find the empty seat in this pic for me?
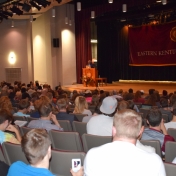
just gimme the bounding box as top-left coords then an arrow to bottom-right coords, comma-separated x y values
165,141 -> 176,163
167,128 -> 176,141
70,113 -> 88,122
140,140 -> 162,157
82,133 -> 112,153
49,130 -> 83,152
164,162 -> 176,176
58,120 -> 72,131
50,150 -> 86,176
72,121 -> 87,137
2,142 -> 28,165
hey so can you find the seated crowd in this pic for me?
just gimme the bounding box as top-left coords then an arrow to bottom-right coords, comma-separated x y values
0,80 -> 176,175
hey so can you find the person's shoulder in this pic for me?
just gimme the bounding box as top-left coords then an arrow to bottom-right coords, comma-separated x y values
8,161 -> 26,174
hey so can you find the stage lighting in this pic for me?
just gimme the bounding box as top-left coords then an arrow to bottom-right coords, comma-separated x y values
2,11 -> 13,17
29,1 -> 41,11
22,3 -> 31,12
0,12 -> 8,19
10,6 -> 23,15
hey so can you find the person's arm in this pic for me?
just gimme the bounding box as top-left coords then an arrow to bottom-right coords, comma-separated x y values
160,119 -> 168,135
6,124 -> 22,142
70,167 -> 84,176
50,114 -> 62,129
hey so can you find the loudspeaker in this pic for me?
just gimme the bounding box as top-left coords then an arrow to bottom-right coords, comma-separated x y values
53,38 -> 59,47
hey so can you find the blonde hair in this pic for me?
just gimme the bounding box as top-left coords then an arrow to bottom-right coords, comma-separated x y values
74,96 -> 88,113
113,109 -> 142,139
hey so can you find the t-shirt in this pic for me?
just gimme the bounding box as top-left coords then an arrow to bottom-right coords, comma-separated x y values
84,141 -> 166,176
13,112 -> 30,117
136,140 -> 155,153
7,161 -> 55,176
0,131 -> 20,144
164,121 -> 176,130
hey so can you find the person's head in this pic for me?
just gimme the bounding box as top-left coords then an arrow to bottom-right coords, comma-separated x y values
149,89 -> 155,95
21,129 -> 51,166
0,109 -> 13,131
0,96 -> 13,111
18,99 -> 30,110
117,100 -> 129,111
57,98 -> 67,110
21,87 -> 27,93
172,107 -> 176,116
100,96 -> 118,117
74,96 -> 88,113
134,90 -> 141,100
127,100 -> 134,110
113,109 -> 142,140
119,89 -> 123,94
38,102 -> 52,117
146,109 -> 162,127
160,98 -> 168,108
91,95 -> 99,106
46,92 -> 53,101
129,88 -> 133,93
163,90 -> 168,96
170,94 -> 176,106
88,60 -> 92,64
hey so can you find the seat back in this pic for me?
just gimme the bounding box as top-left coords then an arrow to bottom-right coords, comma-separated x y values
13,116 -> 26,121
165,141 -> 176,162
70,113 -> 87,122
58,120 -> 72,131
139,108 -> 150,119
27,117 -> 38,123
167,128 -> 176,141
20,126 -> 33,136
50,150 -> 86,176
49,130 -> 83,152
82,134 -> 112,153
72,121 -> 87,137
164,162 -> 176,176
0,145 -> 6,163
140,140 -> 162,157
2,142 -> 28,165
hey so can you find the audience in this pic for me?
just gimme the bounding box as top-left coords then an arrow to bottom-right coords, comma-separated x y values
0,109 -> 21,144
7,129 -> 55,176
165,107 -> 176,130
141,109 -> 174,153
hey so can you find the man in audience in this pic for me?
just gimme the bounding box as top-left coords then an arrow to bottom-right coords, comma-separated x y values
56,98 -> 78,124
87,96 -> 117,136
13,99 -> 31,117
142,109 -> 174,152
83,110 -> 165,176
159,98 -> 172,121
165,107 -> 176,130
28,97 -> 63,132
7,129 -> 55,176
0,109 -> 21,144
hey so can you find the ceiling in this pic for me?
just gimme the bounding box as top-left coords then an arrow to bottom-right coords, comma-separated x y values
0,0 -> 72,20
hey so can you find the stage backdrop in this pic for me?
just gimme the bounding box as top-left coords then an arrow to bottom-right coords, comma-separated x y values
129,22 -> 176,66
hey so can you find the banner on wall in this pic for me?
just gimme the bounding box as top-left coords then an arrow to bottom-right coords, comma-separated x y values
129,22 -> 176,66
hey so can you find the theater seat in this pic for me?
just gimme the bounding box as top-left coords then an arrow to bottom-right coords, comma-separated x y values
72,121 -> 87,137
164,162 -> 176,176
165,141 -> 176,163
58,120 -> 72,131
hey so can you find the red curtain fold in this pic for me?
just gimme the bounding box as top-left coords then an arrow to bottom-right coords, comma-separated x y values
129,22 -> 176,66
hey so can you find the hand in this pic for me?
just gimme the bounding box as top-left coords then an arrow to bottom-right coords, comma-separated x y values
50,114 -> 62,128
160,119 -> 168,135
70,167 -> 84,176
6,124 -> 18,133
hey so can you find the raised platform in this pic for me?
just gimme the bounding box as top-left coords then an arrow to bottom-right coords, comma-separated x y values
62,80 -> 176,94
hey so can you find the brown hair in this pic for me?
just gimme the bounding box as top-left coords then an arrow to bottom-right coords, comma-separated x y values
0,109 -> 12,124
113,109 -> 142,139
21,129 -> 51,165
117,100 -> 129,111
18,99 -> 30,110
0,96 -> 13,112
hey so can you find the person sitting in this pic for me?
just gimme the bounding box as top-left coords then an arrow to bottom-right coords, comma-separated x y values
7,129 -> 55,176
141,109 -> 174,153
56,98 -> 78,124
165,107 -> 176,130
13,99 -> 30,117
83,109 -> 165,176
27,97 -> 63,132
73,96 -> 92,116
0,109 -> 21,144
87,96 -> 117,136
133,90 -> 145,104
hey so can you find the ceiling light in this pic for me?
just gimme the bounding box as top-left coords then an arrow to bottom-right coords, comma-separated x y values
108,0 -> 113,3
10,6 -> 23,15
122,4 -> 127,12
65,17 -> 68,24
162,0 -> 167,5
30,15 -> 33,22
29,1 -> 41,11
69,19 -> 72,26
11,20 -> 14,27
77,2 -> 81,11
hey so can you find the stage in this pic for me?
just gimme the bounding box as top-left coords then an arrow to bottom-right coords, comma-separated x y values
62,80 -> 176,94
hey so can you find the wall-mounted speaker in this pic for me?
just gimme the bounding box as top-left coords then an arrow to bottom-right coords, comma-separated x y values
53,38 -> 59,47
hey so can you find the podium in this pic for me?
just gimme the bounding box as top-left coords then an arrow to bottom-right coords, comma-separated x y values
82,68 -> 98,87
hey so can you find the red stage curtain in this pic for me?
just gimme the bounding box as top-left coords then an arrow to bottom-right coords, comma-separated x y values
129,22 -> 176,66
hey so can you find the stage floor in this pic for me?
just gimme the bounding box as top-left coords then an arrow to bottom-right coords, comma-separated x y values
62,81 -> 176,94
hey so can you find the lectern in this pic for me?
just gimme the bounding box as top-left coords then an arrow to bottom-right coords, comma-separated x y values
82,68 -> 98,87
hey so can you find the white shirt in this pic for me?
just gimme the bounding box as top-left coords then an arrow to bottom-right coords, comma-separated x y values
84,141 -> 166,176
164,121 -> 176,130
87,114 -> 113,136
82,109 -> 92,116
136,140 -> 155,153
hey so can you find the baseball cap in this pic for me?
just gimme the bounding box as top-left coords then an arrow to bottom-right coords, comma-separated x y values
100,96 -> 118,114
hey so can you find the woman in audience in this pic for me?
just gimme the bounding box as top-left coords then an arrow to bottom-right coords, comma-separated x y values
73,96 -> 92,116
133,90 -> 145,104
144,94 -> 157,106
0,96 -> 15,114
